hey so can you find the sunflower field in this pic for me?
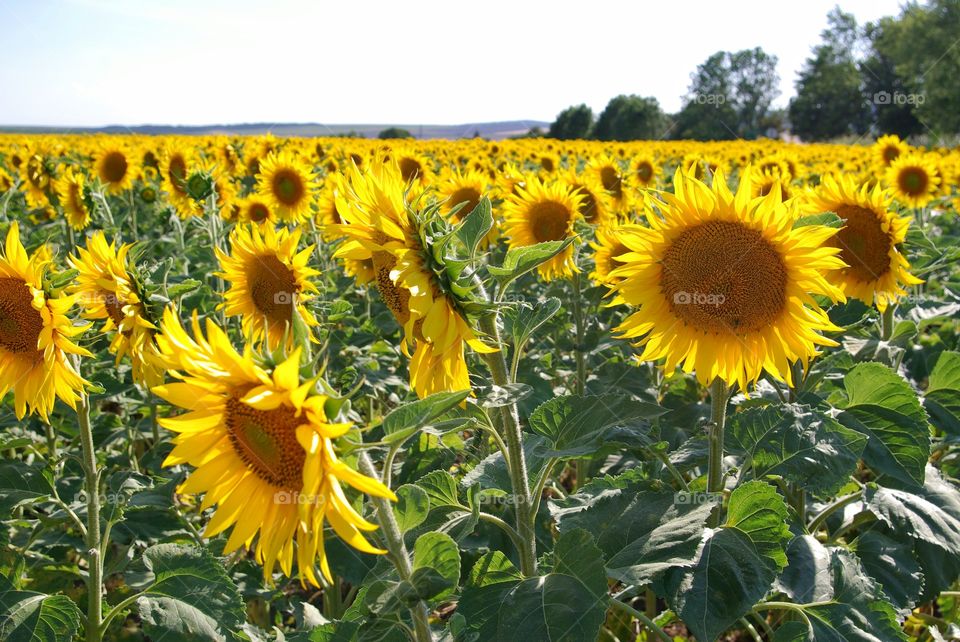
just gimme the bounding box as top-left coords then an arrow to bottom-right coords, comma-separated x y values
1,132 -> 960,642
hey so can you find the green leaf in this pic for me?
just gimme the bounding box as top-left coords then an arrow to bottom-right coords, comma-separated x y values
462,434 -> 552,491
382,390 -> 470,436
0,462 -> 53,512
410,532 -> 459,602
136,544 -> 245,642
166,278 -> 202,297
794,211 -> 842,228
415,470 -> 463,510
724,481 -> 793,570
466,551 -> 522,587
487,239 -> 573,286
554,476 -> 717,585
924,350 -> 960,436
392,484 -> 429,532
503,297 -> 562,347
726,404 -> 866,497
837,362 -> 930,487
864,483 -> 960,556
457,530 -> 607,641
528,394 -> 666,457
455,196 -> 494,257
0,586 -> 82,642
854,531 -> 923,613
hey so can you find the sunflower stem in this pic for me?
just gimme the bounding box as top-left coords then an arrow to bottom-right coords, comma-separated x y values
357,452 -> 433,642
477,311 -> 538,577
881,304 -> 896,341
77,393 -> 104,642
707,378 -> 728,527
607,597 -> 673,642
571,272 -> 588,491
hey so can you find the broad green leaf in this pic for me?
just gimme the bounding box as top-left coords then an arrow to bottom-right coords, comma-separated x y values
0,462 -> 52,512
0,586 -> 81,642
136,544 -> 244,642
726,404 -> 866,497
864,483 -> 960,556
775,535 -> 835,604
393,484 -> 429,532
167,278 -> 203,297
415,470 -> 463,509
794,212 -> 842,228
382,390 -> 470,435
410,532 -> 459,602
724,481 -> 793,570
837,362 -> 929,487
466,551 -> 522,587
528,394 -> 666,457
487,239 -> 573,286
461,434 -> 552,491
502,297 -> 562,347
854,531 -> 923,613
924,350 -> 960,436
455,196 -> 494,257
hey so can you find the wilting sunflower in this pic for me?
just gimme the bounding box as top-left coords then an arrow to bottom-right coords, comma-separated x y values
609,169 -> 845,391
94,145 -> 137,194
55,167 -> 92,229
257,150 -> 317,223
872,134 -> 909,169
589,225 -> 630,285
502,175 -> 584,281
806,174 -> 922,312
332,161 -> 495,398
561,169 -> 612,227
885,153 -> 940,209
0,223 -> 89,419
152,309 -> 395,586
68,232 -> 164,387
216,225 -> 320,350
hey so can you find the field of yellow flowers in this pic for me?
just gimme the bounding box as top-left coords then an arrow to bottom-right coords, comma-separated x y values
1,133 -> 959,642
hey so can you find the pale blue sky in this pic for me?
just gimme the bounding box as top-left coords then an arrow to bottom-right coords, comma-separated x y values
0,0 -> 905,127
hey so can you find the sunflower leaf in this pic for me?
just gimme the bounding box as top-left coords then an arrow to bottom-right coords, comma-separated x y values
382,390 -> 470,436
0,582 -> 82,642
924,350 -> 960,436
487,238 -> 574,287
455,196 -> 493,258
794,211 -> 842,228
0,461 -> 53,513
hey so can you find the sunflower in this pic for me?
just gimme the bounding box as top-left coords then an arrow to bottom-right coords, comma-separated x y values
257,150 -> 317,223
94,144 -> 137,194
20,152 -> 53,208
589,225 -> 630,285
502,175 -> 584,281
806,173 -> 922,312
437,167 -> 487,223
0,223 -> 89,419
746,168 -> 792,202
152,309 -> 395,586
561,169 -> 611,227
238,195 -> 276,226
609,169 -> 845,391
587,156 -> 627,210
632,155 -> 661,189
393,149 -> 433,185
216,225 -> 320,350
332,161 -> 495,398
55,167 -> 92,229
885,153 -> 940,208
872,134 -> 909,169
161,146 -> 199,219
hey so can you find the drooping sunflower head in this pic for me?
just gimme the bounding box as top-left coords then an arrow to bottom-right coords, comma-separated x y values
502,175 -> 584,281
0,223 -> 90,419
55,166 -> 93,229
152,309 -> 395,586
94,144 -> 137,194
885,153 -> 941,209
257,150 -> 317,223
805,173 -> 923,312
610,169 -> 846,391
216,225 -> 320,350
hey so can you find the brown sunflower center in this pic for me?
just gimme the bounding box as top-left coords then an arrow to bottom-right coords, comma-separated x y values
529,200 -> 572,243
575,186 -> 599,223
600,166 -> 622,198
272,169 -> 305,206
602,242 -> 629,277
540,156 -> 556,172
834,204 -> 891,282
225,395 -> 304,491
371,243 -> 411,326
897,167 -> 928,196
248,202 -> 270,223
68,182 -> 85,213
883,146 -> 900,163
661,221 -> 787,334
168,155 -> 187,194
636,162 -> 653,183
248,255 -> 298,324
448,187 -> 482,221
100,151 -> 128,184
102,292 -> 126,326
0,278 -> 43,356
398,157 -> 423,182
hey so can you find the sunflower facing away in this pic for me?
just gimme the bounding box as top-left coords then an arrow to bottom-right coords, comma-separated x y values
216,225 -> 320,350
152,309 -> 395,586
609,169 -> 846,391
502,175 -> 584,281
885,153 -> 941,209
68,232 -> 164,388
257,150 -> 317,223
806,173 -> 922,312
332,161 -> 494,398
0,223 -> 89,419
55,166 -> 92,229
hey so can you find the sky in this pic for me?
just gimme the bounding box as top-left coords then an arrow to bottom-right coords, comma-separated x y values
0,0 -> 907,128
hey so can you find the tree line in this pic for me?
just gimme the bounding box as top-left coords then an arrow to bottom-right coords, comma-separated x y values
546,0 -> 959,142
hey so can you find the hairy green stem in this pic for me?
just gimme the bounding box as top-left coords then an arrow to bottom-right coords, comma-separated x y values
707,378 -> 728,526
77,394 -> 103,642
881,305 -> 895,341
807,491 -> 862,534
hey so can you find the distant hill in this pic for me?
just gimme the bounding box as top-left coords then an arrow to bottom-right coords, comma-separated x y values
0,120 -> 550,140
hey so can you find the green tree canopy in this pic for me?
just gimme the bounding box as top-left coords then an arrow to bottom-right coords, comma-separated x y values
593,95 -> 666,141
548,104 -> 594,140
378,127 -> 413,139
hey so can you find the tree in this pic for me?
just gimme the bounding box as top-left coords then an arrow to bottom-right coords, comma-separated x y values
672,48 -> 779,140
593,95 -> 666,141
860,18 -> 922,138
548,104 -> 594,140
788,9 -> 871,140
378,127 -> 413,139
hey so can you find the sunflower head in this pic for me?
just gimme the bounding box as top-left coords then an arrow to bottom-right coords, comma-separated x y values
55,166 -> 93,230
885,153 -> 941,209
257,150 -> 317,223
94,144 -> 137,194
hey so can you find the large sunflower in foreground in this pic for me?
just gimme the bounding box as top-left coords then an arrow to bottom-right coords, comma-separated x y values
257,150 -> 317,223
609,170 -> 846,391
332,161 -> 494,398
55,167 -> 92,229
68,232 -> 164,387
806,174 -> 922,312
152,309 -> 395,586
502,175 -> 584,281
216,225 -> 320,350
885,153 -> 941,209
0,223 -> 89,419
